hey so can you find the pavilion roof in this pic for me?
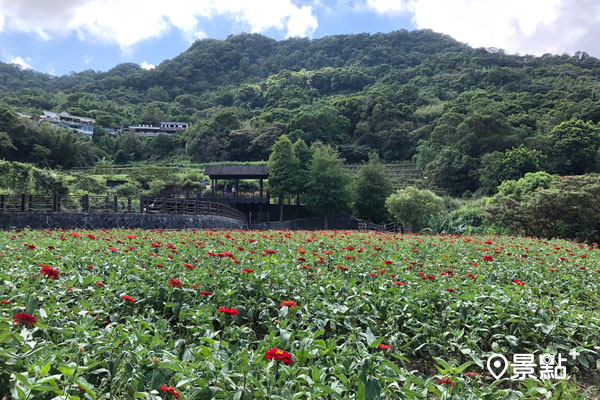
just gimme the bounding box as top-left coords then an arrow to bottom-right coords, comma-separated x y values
204,165 -> 268,179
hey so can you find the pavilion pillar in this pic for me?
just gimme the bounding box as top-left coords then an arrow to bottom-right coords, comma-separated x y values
235,178 -> 239,197
259,179 -> 264,199
213,179 -> 217,197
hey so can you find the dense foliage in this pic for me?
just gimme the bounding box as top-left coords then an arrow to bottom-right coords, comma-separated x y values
352,153 -> 393,222
0,229 -> 599,398
385,186 -> 446,230
2,30 -> 600,195
487,174 -> 600,242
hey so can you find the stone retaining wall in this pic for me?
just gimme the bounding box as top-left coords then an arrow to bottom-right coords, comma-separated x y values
0,213 -> 247,230
0,212 -> 362,231
252,213 -> 360,230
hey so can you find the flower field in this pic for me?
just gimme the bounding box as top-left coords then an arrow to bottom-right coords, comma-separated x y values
1,229 -> 599,399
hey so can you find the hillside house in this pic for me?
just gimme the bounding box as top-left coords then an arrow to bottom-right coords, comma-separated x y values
39,111 -> 95,136
129,121 -> 188,137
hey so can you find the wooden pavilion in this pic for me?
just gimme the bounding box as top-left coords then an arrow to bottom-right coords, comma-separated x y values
203,165 -> 269,205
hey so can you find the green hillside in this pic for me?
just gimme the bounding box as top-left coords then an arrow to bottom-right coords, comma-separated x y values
1,30 -> 600,195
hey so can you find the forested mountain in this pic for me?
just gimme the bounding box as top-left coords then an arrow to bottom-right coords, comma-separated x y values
2,29 -> 600,195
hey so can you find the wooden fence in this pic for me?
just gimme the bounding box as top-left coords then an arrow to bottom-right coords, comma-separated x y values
0,194 -> 248,223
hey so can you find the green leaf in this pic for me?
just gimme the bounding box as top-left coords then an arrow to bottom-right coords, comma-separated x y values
364,327 -> 376,346
357,380 -> 365,400
365,378 -> 381,400
74,378 -> 97,399
36,374 -> 62,385
39,362 -> 51,377
58,364 -> 76,378
455,361 -> 474,374
280,329 -> 291,348
26,295 -> 38,315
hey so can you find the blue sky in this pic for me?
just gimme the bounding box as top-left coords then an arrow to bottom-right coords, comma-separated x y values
0,0 -> 597,76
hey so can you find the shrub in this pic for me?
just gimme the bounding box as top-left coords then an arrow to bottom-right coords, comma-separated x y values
385,186 -> 446,230
114,182 -> 141,198
496,171 -> 558,201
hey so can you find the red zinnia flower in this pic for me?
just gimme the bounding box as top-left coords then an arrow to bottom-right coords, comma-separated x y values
13,312 -> 37,327
217,307 -> 238,316
168,279 -> 182,288
121,294 -> 135,303
96,282 -> 105,288
392,281 -> 406,285
40,264 -> 59,279
446,288 -> 455,293
1,299 -> 10,305
513,279 -> 525,286
242,268 -> 254,274
281,300 -> 297,308
383,260 -> 393,265
438,377 -> 455,387
483,255 -> 494,262
265,348 -> 293,365
379,343 -> 392,349
199,291 -> 213,296
160,385 -> 181,399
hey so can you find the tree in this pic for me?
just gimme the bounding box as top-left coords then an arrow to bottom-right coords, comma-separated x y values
305,143 -> 352,228
496,171 -> 559,201
385,186 -> 446,231
478,145 -> 548,194
422,147 -> 479,196
549,119 -> 600,175
292,138 -> 311,205
353,152 -> 393,222
267,135 -> 299,221
487,175 -> 600,242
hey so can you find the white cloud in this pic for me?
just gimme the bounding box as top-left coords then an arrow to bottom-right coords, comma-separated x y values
11,56 -> 32,69
286,5 -> 318,37
0,0 -> 318,49
408,0 -> 563,54
140,61 -> 156,70
366,0 -> 411,14
84,54 -> 92,65
362,0 -> 600,57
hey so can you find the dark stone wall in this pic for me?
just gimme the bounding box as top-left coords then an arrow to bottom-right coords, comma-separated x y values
0,213 -> 248,230
0,212 -> 361,231
252,213 -> 360,230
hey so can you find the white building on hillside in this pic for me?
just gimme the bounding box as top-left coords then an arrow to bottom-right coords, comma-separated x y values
129,121 -> 188,137
39,111 -> 95,136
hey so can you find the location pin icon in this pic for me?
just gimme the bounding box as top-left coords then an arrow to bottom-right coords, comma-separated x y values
487,354 -> 509,380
